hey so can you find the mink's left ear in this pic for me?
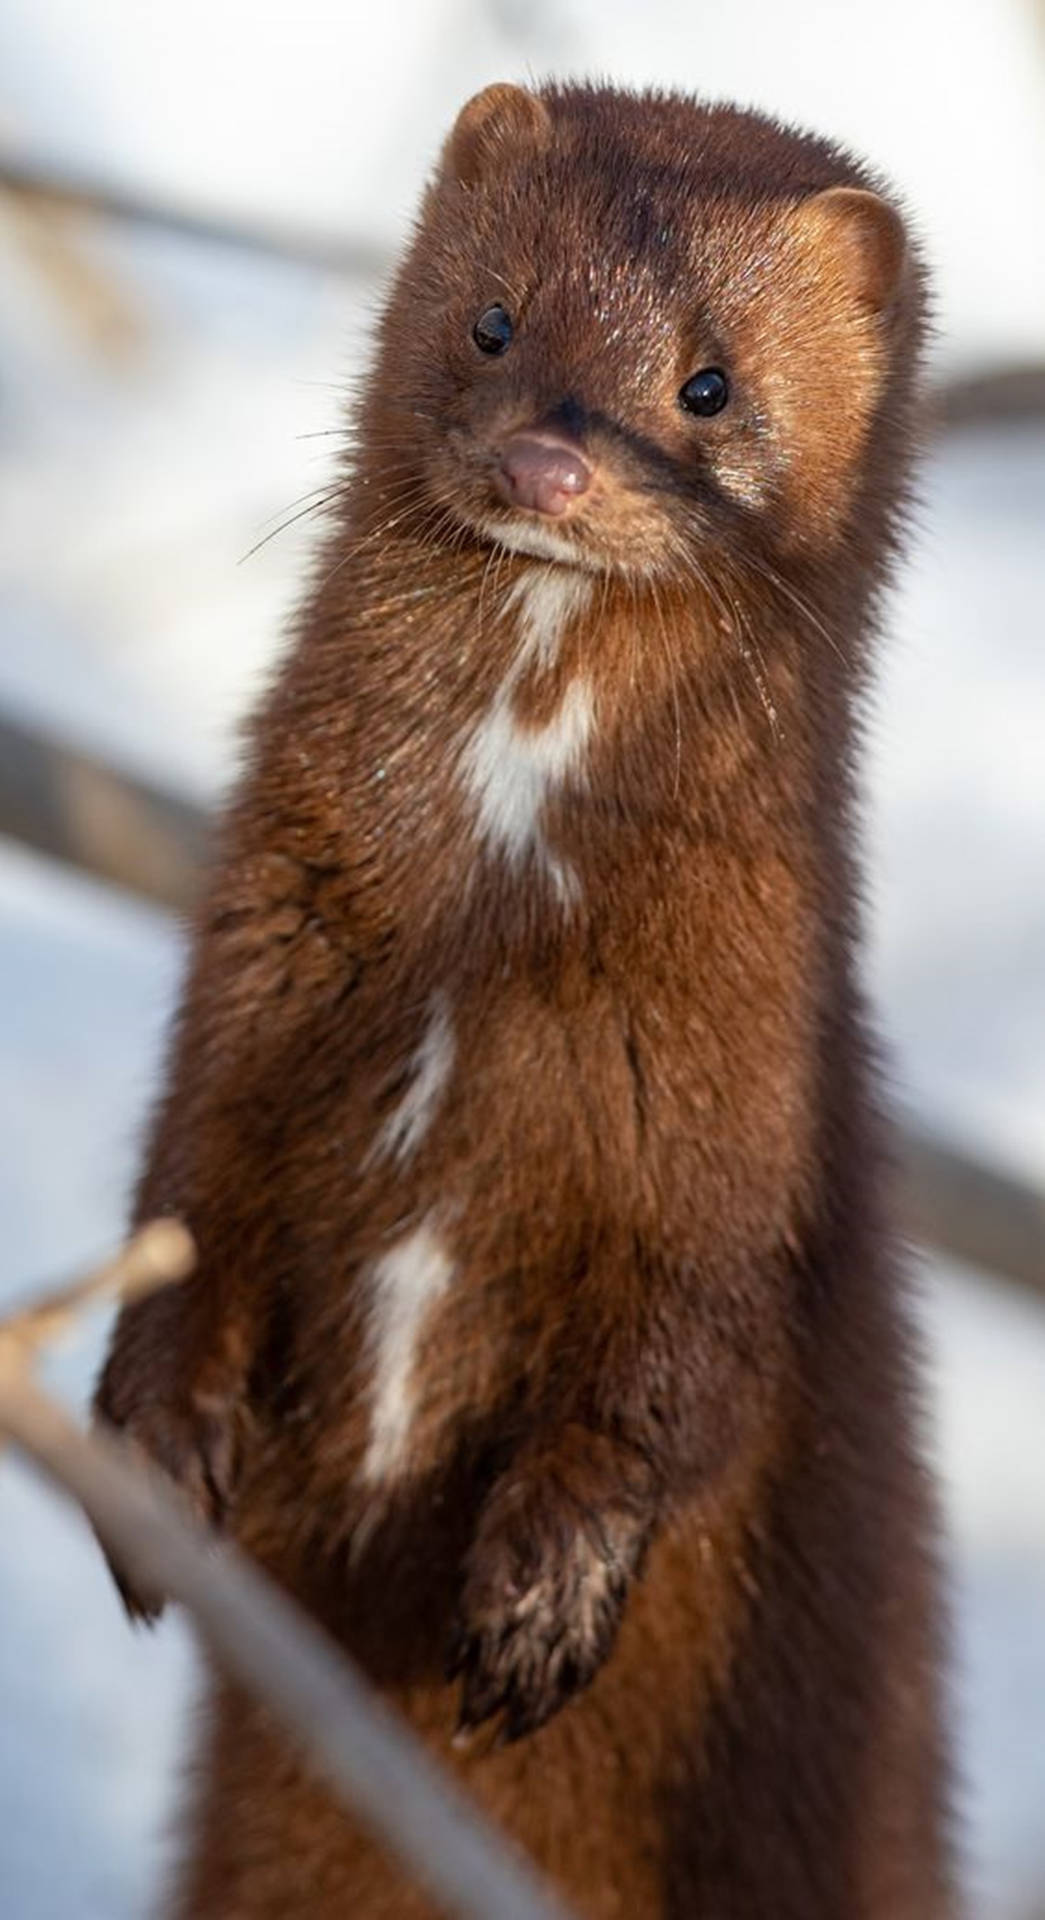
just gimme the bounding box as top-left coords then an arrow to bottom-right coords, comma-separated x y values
792,186 -> 909,314
440,84 -> 553,188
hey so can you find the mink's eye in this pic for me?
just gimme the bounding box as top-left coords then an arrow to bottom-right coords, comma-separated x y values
473,305 -> 514,355
678,368 -> 729,417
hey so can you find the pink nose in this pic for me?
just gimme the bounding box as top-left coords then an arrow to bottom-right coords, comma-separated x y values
493,433 -> 592,517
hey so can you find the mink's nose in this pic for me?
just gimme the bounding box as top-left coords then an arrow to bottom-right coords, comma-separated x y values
493,434 -> 592,517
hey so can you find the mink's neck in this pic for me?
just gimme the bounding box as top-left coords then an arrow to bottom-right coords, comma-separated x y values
252,527 -> 851,975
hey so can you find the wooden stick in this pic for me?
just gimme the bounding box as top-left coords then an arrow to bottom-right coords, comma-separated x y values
0,152 -> 388,280
899,1124 -> 1045,1297
0,1219 -> 195,1360
0,1366 -> 574,1920
0,713 -> 207,914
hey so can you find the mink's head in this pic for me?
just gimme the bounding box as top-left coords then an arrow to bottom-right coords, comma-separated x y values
359,83 -> 926,588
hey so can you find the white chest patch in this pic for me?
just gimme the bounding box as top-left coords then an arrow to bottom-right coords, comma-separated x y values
367,996 -> 454,1167
461,567 -> 594,897
361,1219 -> 454,1485
507,563 -> 594,667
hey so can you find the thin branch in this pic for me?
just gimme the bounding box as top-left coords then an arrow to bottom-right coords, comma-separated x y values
0,712 -> 208,914
0,151 -> 389,281
898,1124 -> 1045,1296
0,1219 -> 195,1361
0,1249 -> 575,1920
933,363 -> 1045,432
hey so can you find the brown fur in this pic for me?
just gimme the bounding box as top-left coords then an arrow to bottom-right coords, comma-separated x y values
95,82 -> 954,1917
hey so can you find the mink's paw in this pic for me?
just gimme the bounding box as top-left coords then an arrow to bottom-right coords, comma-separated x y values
92,1378 -> 244,1623
447,1431 -> 652,1743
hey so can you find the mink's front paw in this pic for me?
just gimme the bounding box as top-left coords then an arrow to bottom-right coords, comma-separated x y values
92,1372 -> 244,1622
448,1429 -> 653,1743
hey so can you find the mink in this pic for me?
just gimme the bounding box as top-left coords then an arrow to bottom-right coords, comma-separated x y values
94,81 -> 954,1919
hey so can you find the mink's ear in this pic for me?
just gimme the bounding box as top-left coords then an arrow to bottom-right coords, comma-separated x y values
441,84 -> 552,187
792,186 -> 909,314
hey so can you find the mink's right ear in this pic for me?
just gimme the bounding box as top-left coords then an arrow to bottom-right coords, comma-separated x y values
440,84 -> 552,187
791,187 -> 909,316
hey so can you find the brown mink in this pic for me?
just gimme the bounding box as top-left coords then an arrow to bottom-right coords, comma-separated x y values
95,81 -> 954,1919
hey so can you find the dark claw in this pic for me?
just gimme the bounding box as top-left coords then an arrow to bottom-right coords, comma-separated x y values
444,1624 -> 468,1686
448,1439 -> 651,1742
91,1387 -> 245,1621
458,1654 -> 512,1735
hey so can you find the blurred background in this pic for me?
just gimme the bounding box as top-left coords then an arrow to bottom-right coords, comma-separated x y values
0,1 -> 1042,1914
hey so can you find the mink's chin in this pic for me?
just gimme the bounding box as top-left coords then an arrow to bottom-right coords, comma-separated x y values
476,513 -> 594,569
473,512 -> 694,586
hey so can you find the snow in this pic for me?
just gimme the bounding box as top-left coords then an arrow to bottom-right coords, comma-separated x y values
0,848 -> 197,1920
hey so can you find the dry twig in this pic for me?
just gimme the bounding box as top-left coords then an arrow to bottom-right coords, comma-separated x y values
0,1218 -> 195,1365
0,1231 -> 574,1920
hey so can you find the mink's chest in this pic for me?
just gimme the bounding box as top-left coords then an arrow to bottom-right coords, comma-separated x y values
283,931 -> 813,1503
353,824 -> 814,1223
386,975 -> 702,1221
365,953 -> 806,1222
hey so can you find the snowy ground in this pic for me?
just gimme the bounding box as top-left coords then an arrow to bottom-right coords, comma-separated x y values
1,184 -> 1043,1920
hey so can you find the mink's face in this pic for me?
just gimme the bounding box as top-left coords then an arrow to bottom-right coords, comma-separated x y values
365,85 -> 917,586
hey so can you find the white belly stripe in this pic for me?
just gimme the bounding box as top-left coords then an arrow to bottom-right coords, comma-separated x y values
367,996 -> 454,1167
361,1220 -> 454,1485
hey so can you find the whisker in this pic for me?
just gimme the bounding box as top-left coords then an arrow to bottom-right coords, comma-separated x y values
744,554 -> 847,671
670,526 -> 782,744
239,489 -> 345,564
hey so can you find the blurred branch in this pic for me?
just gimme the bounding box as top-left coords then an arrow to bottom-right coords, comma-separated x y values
0,152 -> 389,280
1,711 -> 1042,1304
899,1125 -> 1045,1298
0,712 -> 207,914
2,174 -> 146,357
0,1219 -> 194,1365
933,364 -> 1045,431
0,1238 -> 574,1920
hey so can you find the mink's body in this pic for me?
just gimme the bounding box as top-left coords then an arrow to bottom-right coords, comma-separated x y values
96,84 -> 953,1918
